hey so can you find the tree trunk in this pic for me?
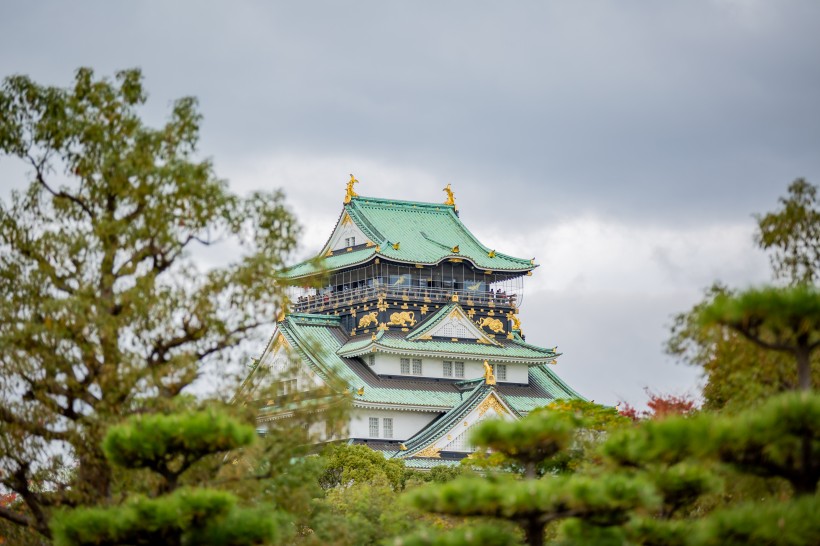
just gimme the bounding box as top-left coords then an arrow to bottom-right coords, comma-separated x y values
792,435 -> 817,496
795,345 -> 811,391
522,518 -> 545,546
524,461 -> 537,479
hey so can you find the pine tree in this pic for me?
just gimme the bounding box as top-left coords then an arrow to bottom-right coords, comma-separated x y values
403,409 -> 657,546
50,409 -> 285,546
699,286 -> 820,392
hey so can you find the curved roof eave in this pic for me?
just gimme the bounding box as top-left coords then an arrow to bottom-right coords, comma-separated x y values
337,342 -> 555,365
279,251 -> 537,281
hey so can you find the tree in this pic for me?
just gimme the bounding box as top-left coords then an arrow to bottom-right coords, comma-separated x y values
406,393 -> 819,545
318,444 -> 408,492
755,178 -> 820,286
465,400 -> 630,476
600,392 -> 820,543
667,180 -> 820,409
0,68 -> 299,538
405,410 -> 657,546
49,409 -> 284,545
667,284 -> 810,411
618,389 -> 699,422
699,286 -> 820,391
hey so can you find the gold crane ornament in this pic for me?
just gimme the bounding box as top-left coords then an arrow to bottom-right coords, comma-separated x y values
483,360 -> 497,385
443,184 -> 457,210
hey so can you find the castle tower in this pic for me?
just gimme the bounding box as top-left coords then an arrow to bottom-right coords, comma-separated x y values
237,179 -> 584,466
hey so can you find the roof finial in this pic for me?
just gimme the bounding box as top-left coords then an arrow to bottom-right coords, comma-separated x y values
344,174 -> 359,204
443,183 -> 457,210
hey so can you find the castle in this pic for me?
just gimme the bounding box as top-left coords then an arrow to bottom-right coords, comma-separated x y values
237,178 -> 583,467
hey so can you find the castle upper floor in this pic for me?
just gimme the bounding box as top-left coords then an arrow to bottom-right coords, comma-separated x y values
280,182 -> 537,328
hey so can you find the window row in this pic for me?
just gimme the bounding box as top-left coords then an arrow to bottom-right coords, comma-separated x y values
400,358 -> 423,375
395,359 -> 506,381
369,417 -> 393,438
443,360 -> 465,378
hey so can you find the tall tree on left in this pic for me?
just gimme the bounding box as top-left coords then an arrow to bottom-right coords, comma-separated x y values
0,68 -> 299,539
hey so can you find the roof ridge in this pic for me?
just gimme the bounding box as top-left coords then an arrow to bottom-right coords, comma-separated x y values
346,201 -> 385,243
420,231 -> 456,251
351,195 -> 454,210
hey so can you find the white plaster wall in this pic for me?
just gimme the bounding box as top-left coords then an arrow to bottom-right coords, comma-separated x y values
370,353 -> 402,376
370,353 -> 529,384
350,408 -> 439,440
493,362 -> 529,383
329,222 -> 369,251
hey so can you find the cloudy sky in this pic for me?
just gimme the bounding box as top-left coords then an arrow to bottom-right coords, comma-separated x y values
2,1 -> 819,406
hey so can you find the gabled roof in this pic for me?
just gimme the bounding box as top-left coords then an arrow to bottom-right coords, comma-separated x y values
397,385 -> 518,459
279,195 -> 535,279
407,303 -> 501,346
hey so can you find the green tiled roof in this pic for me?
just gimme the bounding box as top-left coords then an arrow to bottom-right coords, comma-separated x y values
279,248 -> 377,280
503,365 -> 586,412
277,315 -> 463,408
403,458 -> 462,469
254,313 -> 581,414
280,195 -> 535,279
337,332 -> 557,364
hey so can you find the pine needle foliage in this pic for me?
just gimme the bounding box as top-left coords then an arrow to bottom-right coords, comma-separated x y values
708,392 -> 819,495
691,495 -> 820,546
50,410 -> 282,546
405,409 -> 658,546
469,411 -> 578,477
699,286 -> 820,391
668,181 -> 820,410
102,409 -> 256,492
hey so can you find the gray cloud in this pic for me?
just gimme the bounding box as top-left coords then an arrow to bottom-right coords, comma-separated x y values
1,0 -> 815,405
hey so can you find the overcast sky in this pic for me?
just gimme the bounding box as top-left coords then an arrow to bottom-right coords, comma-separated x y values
2,1 -> 819,406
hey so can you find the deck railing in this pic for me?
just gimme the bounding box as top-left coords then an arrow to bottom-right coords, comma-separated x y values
292,285 -> 519,313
